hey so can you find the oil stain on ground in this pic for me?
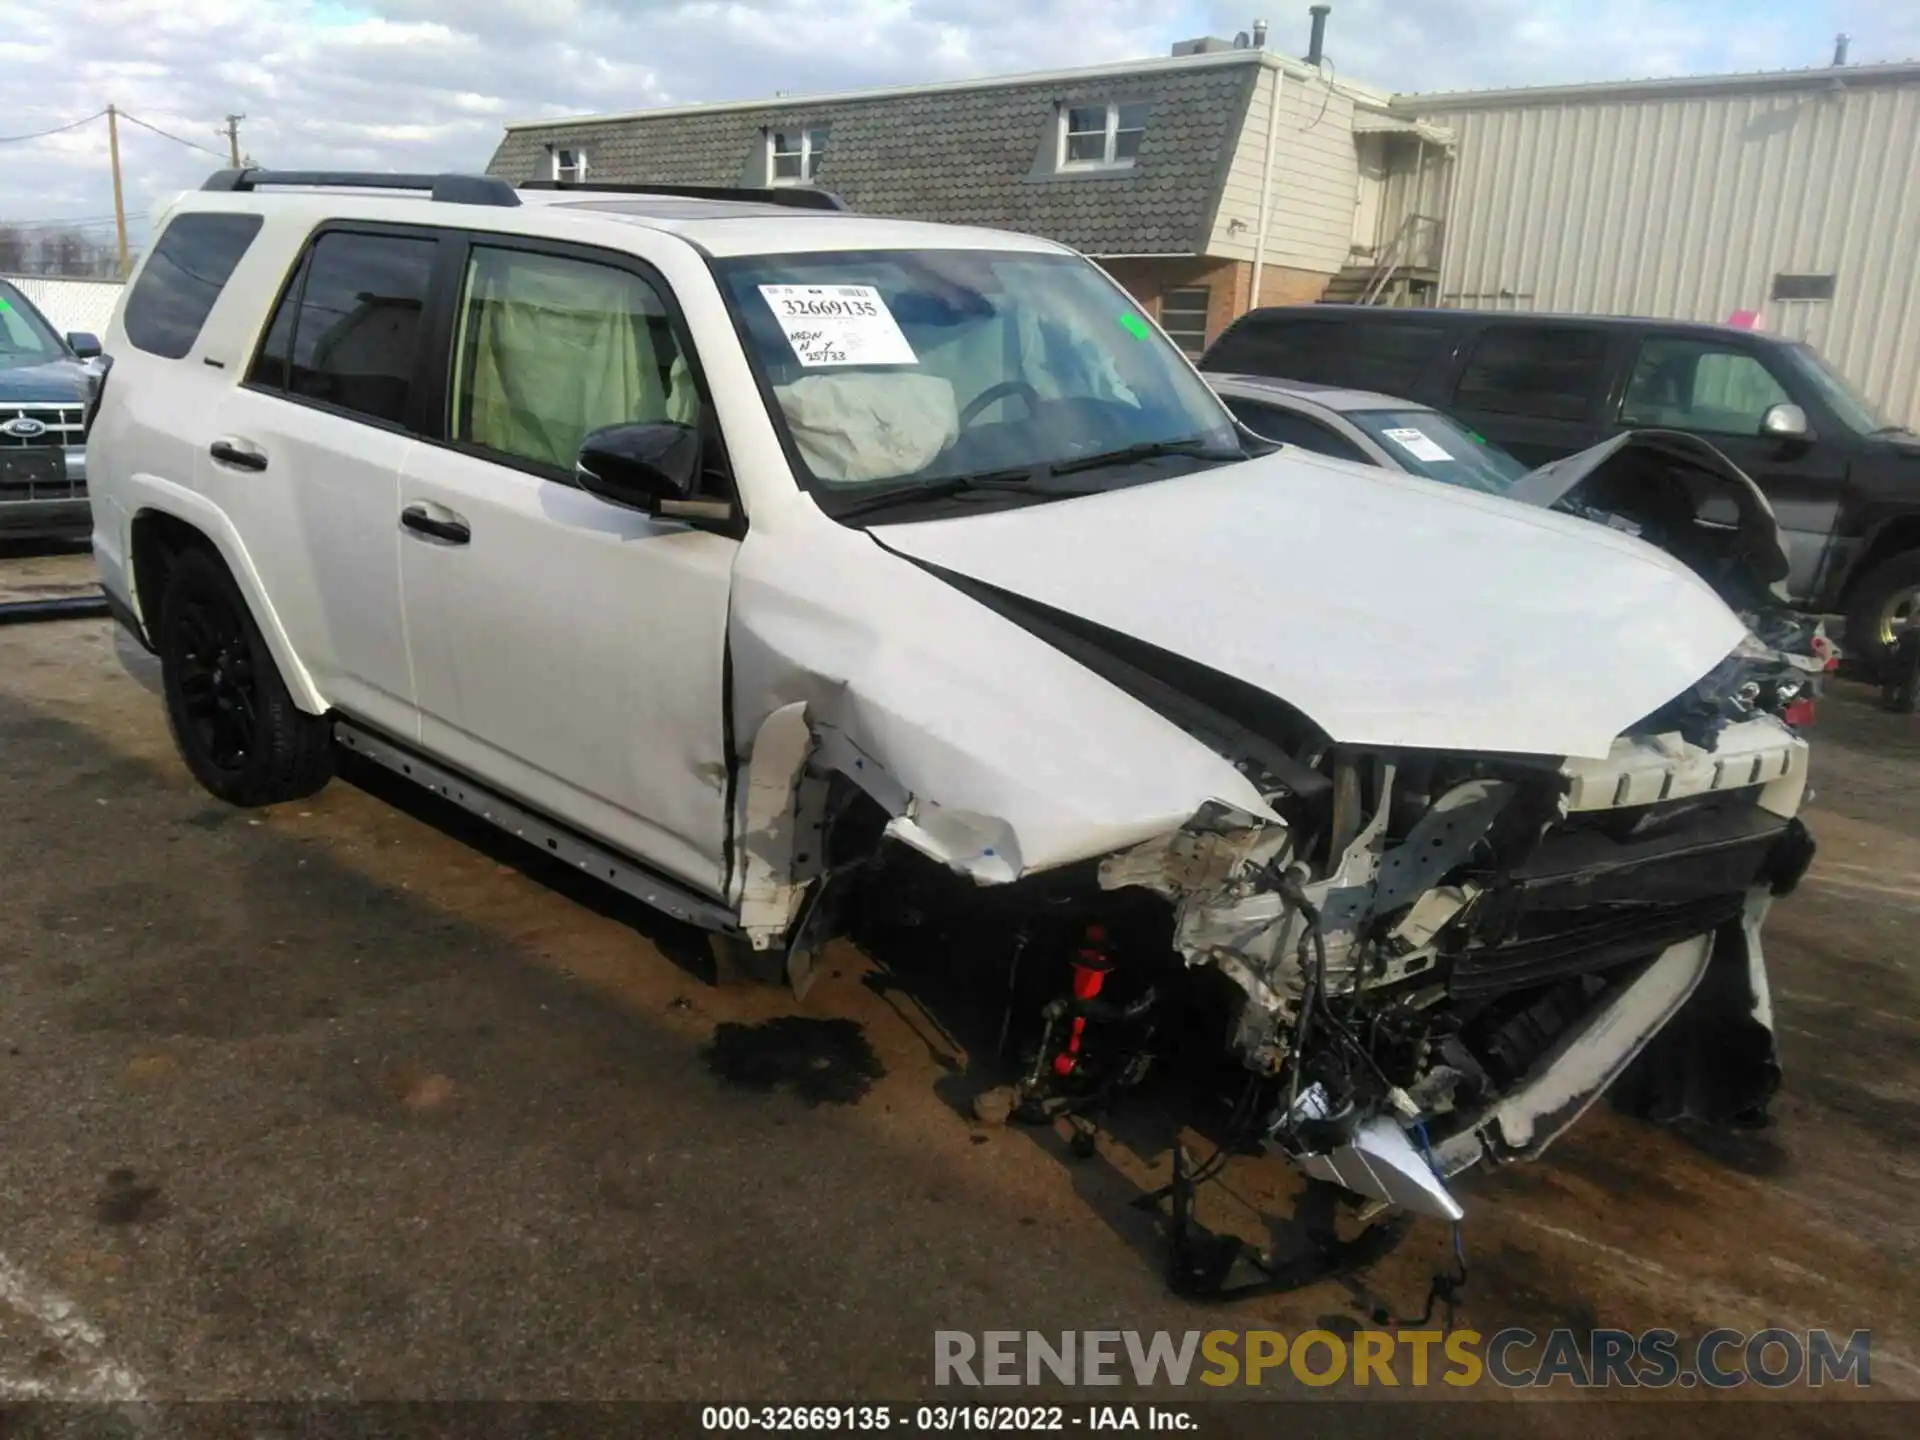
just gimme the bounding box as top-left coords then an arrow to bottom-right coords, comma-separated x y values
705,1016 -> 885,1106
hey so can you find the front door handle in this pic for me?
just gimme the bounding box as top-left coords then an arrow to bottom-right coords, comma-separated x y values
208,439 -> 268,472
400,503 -> 471,545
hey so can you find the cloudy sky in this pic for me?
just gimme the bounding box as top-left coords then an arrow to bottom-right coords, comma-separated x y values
3,0 -> 1914,243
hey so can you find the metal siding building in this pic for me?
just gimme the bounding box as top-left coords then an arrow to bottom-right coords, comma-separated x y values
1398,63 -> 1920,426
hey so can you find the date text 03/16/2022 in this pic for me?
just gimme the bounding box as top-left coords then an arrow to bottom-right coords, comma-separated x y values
700,1406 -> 1198,1432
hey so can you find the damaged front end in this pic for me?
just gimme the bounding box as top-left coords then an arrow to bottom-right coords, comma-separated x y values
1092,686 -> 1813,1226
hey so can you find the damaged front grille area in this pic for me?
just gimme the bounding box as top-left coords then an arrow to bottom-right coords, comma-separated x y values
1082,708 -> 1809,1225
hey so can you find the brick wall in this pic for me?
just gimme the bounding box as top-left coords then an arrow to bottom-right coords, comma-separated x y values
1096,257 -> 1330,353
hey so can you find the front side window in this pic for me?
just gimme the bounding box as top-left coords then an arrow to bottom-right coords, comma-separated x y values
1060,102 -> 1147,169
1157,286 -> 1210,356
769,127 -> 828,185
450,246 -> 698,472
123,212 -> 263,359
0,280 -> 66,370
1620,338 -> 1791,434
712,248 -> 1240,514
249,230 -> 435,428
1453,325 -> 1609,421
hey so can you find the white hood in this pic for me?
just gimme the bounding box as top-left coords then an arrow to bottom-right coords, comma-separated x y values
874,450 -> 1748,761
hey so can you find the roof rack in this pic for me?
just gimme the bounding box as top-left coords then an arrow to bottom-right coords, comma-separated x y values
201,168 -> 521,207
519,179 -> 850,213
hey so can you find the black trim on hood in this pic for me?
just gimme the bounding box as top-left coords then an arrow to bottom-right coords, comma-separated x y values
877,539 -> 1334,812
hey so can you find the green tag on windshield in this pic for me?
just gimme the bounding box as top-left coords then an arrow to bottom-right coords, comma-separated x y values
1118,313 -> 1151,340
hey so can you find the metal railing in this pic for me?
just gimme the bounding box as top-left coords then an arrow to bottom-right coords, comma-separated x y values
1360,212 -> 1444,306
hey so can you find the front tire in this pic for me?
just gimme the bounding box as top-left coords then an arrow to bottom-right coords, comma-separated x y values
1846,549 -> 1920,677
157,544 -> 332,806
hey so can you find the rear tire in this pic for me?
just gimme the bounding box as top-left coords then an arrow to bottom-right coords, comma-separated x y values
1846,549 -> 1920,677
157,544 -> 332,806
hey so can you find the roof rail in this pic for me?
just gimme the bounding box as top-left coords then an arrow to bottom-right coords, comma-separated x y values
201,168 -> 521,207
519,179 -> 850,213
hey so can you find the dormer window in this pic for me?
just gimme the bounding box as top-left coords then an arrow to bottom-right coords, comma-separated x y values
769,127 -> 828,185
1059,102 -> 1147,170
550,147 -> 589,184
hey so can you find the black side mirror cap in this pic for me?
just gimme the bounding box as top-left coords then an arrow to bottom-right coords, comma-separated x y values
575,422 -> 731,522
67,332 -> 103,360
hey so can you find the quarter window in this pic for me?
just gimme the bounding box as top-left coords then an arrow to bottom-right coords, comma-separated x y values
769,127 -> 828,185
250,230 -> 435,428
1453,325 -> 1610,421
122,212 -> 263,359
1060,102 -> 1148,169
1157,287 -> 1211,355
451,246 -> 698,473
1224,398 -> 1369,463
1620,338 -> 1792,434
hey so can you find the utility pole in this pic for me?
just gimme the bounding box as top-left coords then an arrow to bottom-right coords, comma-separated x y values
223,114 -> 245,169
106,104 -> 129,279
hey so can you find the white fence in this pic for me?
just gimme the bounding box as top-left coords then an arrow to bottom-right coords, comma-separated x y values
3,274 -> 124,338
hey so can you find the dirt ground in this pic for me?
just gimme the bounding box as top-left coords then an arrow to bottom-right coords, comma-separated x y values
1,546 -> 1915,1432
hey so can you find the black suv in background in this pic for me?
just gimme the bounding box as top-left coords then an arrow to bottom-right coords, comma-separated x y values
1202,306 -> 1920,669
0,277 -> 102,541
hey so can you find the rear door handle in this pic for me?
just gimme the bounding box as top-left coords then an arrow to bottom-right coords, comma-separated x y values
400,503 -> 471,545
208,439 -> 268,472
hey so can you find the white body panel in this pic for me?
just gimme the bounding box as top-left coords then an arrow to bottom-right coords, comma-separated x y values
196,388 -> 416,739
398,445 -> 736,896
874,450 -> 1748,760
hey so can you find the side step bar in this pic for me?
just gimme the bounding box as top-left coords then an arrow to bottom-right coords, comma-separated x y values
0,592 -> 112,626
333,720 -> 738,933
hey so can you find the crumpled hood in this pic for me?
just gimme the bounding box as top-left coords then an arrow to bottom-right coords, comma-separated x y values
1510,429 -> 1792,603
874,450 -> 1748,761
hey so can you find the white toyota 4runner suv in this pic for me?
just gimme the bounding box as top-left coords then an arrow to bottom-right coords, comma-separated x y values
90,170 -> 1815,1282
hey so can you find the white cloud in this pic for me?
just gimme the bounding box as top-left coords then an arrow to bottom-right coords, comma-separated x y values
4,0 -> 1917,247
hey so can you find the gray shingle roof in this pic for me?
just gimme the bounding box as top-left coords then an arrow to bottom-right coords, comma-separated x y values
486,60 -> 1259,255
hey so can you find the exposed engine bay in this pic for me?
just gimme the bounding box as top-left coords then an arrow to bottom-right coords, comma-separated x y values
721,432 -> 1820,1298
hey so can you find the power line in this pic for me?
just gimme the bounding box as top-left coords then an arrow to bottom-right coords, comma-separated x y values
0,110 -> 107,144
117,110 -> 223,157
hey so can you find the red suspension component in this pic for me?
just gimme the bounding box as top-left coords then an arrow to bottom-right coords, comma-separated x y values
1053,923 -> 1113,1077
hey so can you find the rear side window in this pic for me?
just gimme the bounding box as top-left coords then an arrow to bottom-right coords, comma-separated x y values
250,230 -> 436,428
1205,316 -> 1447,396
123,213 -> 264,359
1453,325 -> 1610,420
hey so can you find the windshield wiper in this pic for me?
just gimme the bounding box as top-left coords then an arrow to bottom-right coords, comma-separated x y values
1045,435 -> 1244,477
831,467 -> 1095,521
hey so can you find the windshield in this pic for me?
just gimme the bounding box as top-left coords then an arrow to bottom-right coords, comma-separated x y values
0,282 -> 67,371
712,250 -> 1241,511
1780,343 -> 1891,434
1346,407 -> 1528,493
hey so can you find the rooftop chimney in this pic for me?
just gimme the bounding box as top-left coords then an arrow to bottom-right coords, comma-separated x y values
1833,32 -> 1850,66
1253,18 -> 1268,48
1306,5 -> 1331,68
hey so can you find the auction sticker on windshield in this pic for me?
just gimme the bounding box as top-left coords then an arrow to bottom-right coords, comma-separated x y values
1382,427 -> 1454,464
759,284 -> 917,367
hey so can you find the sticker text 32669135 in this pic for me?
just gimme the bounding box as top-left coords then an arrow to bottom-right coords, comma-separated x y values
759,283 -> 918,367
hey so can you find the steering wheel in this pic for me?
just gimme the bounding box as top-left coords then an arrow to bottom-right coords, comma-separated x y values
958,380 -> 1044,429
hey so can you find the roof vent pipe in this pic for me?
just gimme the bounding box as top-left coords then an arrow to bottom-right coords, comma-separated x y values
1832,33 -> 1850,66
1305,5 -> 1330,67
1253,18 -> 1268,48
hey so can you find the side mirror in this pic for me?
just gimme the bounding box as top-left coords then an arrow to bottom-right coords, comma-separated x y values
1761,402 -> 1811,440
575,422 -> 731,522
67,332 -> 103,360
